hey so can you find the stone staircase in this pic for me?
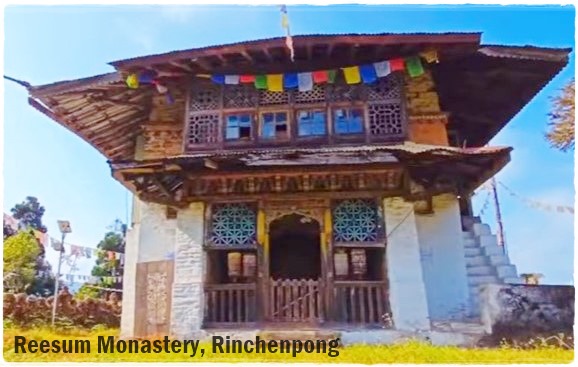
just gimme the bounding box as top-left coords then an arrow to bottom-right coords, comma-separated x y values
462,217 -> 523,317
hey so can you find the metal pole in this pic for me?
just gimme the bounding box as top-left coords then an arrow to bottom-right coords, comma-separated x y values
51,232 -> 66,326
490,177 -> 507,255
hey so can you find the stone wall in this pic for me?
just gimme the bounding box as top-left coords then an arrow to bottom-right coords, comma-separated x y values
140,87 -> 186,160
121,199 -> 206,339
479,283 -> 574,337
415,194 -> 470,320
405,71 -> 449,146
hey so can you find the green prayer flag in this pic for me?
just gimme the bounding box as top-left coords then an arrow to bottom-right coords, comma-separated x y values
406,57 -> 424,77
254,75 -> 268,89
327,70 -> 337,84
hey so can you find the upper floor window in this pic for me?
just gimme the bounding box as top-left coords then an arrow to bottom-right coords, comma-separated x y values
297,110 -> 326,137
333,108 -> 364,135
261,111 -> 289,140
225,113 -> 253,141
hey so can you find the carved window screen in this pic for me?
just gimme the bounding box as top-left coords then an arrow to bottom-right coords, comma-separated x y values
209,203 -> 257,246
223,85 -> 259,109
332,199 -> 380,243
189,85 -> 221,111
368,103 -> 404,138
259,90 -> 290,106
187,113 -> 220,146
294,85 -> 326,104
367,73 -> 403,101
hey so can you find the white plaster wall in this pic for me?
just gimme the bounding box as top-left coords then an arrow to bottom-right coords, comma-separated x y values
137,202 -> 177,263
415,194 -> 470,321
120,217 -> 138,338
383,197 -> 431,331
170,202 -> 206,339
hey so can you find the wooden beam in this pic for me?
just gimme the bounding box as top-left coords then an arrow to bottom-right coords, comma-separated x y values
204,158 -> 219,170
240,51 -> 254,63
149,175 -> 173,199
191,57 -> 213,71
169,60 -> 194,73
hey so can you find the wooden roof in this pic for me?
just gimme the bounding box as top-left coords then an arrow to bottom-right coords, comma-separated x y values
26,33 -> 570,162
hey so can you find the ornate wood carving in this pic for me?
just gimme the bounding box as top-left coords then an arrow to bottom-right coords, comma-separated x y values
146,271 -> 169,325
263,199 -> 327,227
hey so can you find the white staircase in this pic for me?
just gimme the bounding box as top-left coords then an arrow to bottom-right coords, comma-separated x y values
462,217 -> 523,317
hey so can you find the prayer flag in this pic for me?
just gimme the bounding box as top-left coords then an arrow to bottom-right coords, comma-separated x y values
254,75 -> 268,89
312,70 -> 328,84
240,75 -> 255,83
284,73 -> 298,88
166,92 -> 175,105
267,74 -> 284,92
297,72 -> 313,92
327,70 -> 337,84
211,74 -> 225,84
406,57 -> 424,77
360,64 -> 377,84
225,75 -> 240,85
126,74 -> 139,89
373,61 -> 391,77
342,66 -> 361,84
389,58 -> 405,72
138,70 -> 156,84
154,81 -> 168,94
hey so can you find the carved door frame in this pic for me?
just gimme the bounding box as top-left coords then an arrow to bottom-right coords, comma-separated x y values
258,199 -> 333,323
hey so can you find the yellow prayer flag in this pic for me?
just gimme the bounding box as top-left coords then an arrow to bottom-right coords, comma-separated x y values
267,74 -> 284,92
281,14 -> 289,29
342,66 -> 361,84
420,49 -> 439,63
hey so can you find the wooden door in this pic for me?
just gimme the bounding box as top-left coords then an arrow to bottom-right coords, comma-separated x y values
269,278 -> 324,323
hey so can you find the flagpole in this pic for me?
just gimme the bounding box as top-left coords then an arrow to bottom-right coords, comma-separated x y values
490,177 -> 507,255
51,231 -> 66,327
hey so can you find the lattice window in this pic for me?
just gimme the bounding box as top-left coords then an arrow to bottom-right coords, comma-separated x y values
367,74 -> 403,101
294,85 -> 326,104
332,199 -> 379,243
189,85 -> 221,111
327,84 -> 365,102
187,113 -> 220,145
210,203 -> 257,246
223,85 -> 259,109
259,90 -> 290,106
368,103 -> 403,137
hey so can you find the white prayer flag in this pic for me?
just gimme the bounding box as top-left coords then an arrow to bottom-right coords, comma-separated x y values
224,75 -> 240,85
297,72 -> 313,92
373,61 -> 391,77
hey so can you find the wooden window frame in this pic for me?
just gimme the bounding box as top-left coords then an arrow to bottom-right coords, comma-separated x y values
258,109 -> 291,143
222,109 -> 257,147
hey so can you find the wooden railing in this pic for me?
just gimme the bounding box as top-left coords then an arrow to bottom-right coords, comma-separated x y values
204,283 -> 257,326
270,278 -> 323,322
333,281 -> 388,325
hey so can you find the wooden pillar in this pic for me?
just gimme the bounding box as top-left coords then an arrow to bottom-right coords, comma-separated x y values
256,207 -> 268,322
322,207 -> 334,323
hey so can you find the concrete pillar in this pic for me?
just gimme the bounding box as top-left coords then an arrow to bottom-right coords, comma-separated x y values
120,215 -> 138,338
170,202 -> 206,338
383,197 -> 431,331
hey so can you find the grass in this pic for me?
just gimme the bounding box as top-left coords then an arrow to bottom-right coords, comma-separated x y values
3,326 -> 574,364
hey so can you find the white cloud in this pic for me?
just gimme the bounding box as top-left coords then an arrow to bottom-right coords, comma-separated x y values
158,5 -> 197,24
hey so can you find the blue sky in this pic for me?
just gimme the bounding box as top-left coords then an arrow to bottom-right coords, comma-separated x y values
3,5 -> 575,285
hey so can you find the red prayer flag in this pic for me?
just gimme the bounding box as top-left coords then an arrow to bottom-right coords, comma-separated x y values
312,70 -> 328,84
240,75 -> 256,83
389,58 -> 405,72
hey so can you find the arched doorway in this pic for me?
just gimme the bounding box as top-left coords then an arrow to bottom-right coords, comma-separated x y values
268,214 -> 324,323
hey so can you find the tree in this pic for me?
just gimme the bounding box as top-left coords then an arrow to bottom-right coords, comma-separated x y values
3,232 -> 40,293
546,79 -> 575,152
10,196 -> 47,232
86,219 -> 126,299
8,196 -> 55,296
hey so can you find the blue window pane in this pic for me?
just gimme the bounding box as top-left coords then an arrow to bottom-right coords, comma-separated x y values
335,120 -> 348,134
263,113 -> 274,123
275,112 -> 287,122
240,114 -> 251,125
226,127 -> 239,139
299,123 -> 311,136
349,116 -> 363,133
333,108 -> 363,134
263,123 -> 275,138
227,115 -> 239,127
